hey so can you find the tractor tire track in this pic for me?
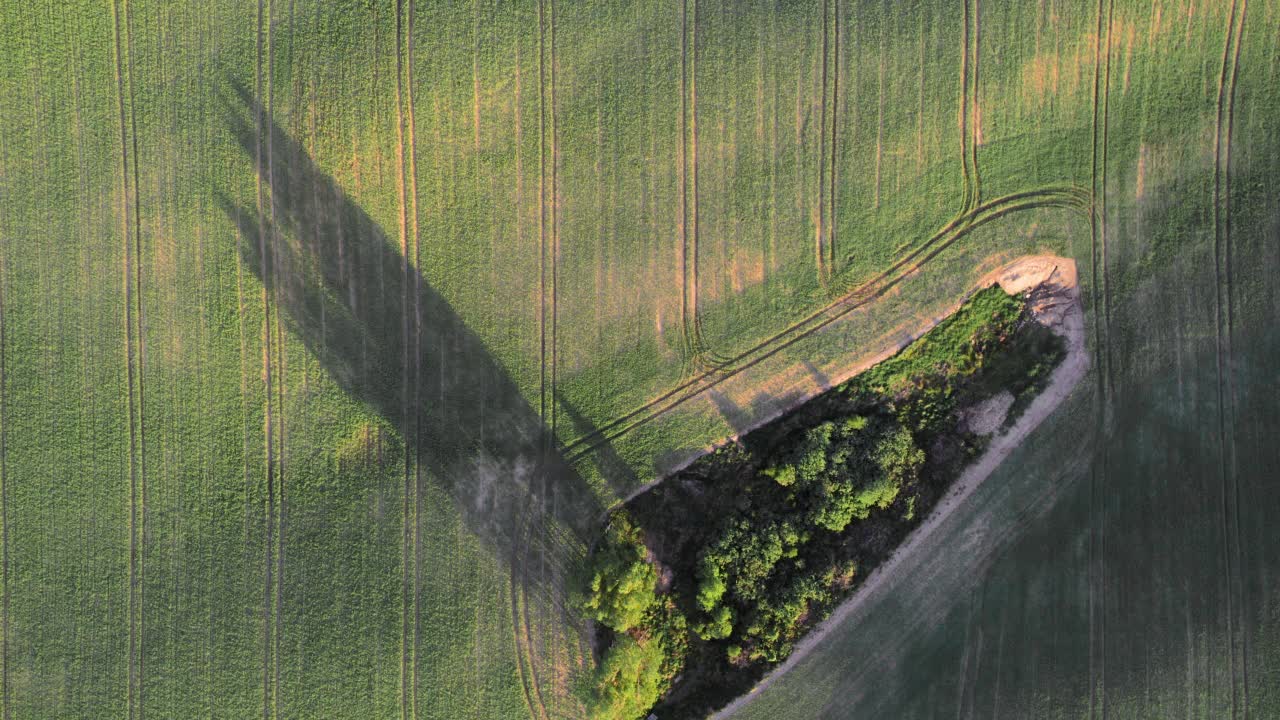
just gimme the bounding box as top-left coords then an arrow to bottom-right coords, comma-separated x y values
814,0 -> 842,284
1224,4 -> 1249,712
508,23 -> 540,720
565,185 -> 1091,456
1212,2 -> 1249,715
520,517 -> 550,720
564,186 -> 1090,463
531,0 -> 561,708
689,0 -> 717,367
1086,0 -> 1114,715
970,0 -> 982,210
959,0 -> 973,215
254,2 -> 279,717
816,0 -> 831,283
520,2 -> 554,718
405,0 -> 424,715
764,0 -> 779,277
678,0 -> 703,366
0,170 -> 9,720
510,557 -> 542,720
873,38 -> 885,211
110,1 -> 145,716
266,5 -> 287,711
123,2 -> 149,714
550,0 -> 561,442
959,0 -> 982,216
393,4 -> 415,719
916,13 -> 926,170
1099,0 -> 1114,399
271,275 -> 286,720
233,211 -> 256,670
826,0 -> 840,278
538,0 -> 550,427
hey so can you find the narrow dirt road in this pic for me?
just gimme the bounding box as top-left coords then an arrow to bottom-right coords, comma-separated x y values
713,256 -> 1088,718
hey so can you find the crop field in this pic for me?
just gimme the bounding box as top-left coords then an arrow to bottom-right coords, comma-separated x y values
0,0 -> 1277,719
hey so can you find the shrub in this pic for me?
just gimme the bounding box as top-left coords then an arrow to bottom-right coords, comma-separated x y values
762,464 -> 797,487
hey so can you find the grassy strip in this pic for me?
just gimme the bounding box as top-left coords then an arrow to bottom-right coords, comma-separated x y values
578,285 -> 1064,720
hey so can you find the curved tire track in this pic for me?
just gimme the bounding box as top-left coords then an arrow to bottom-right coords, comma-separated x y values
516,2 -> 556,718
565,186 -> 1090,463
1212,1 -> 1249,715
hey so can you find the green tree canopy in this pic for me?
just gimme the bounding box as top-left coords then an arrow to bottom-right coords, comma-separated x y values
582,515 -> 659,632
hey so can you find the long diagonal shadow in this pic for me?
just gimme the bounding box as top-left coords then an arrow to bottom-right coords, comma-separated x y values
215,77 -> 606,617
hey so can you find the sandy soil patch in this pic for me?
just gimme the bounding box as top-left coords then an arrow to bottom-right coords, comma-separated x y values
961,390 -> 1014,436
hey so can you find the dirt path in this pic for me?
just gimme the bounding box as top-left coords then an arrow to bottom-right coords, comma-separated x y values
712,255 -> 1088,718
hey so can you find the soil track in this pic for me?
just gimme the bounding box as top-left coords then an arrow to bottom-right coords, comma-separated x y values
110,0 -> 146,715
679,0 -> 710,366
1212,2 -> 1250,714
809,0 -> 842,284
959,0 -> 980,215
0,222 -> 8,720
1086,2 -> 1114,714
715,255 -> 1089,718
392,3 -> 418,717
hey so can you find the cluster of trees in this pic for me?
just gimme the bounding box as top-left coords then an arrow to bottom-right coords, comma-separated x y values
691,413 -> 923,664
579,287 -> 1066,719
583,415 -> 922,718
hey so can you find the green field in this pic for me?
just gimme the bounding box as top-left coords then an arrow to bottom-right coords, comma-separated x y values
0,0 -> 1277,718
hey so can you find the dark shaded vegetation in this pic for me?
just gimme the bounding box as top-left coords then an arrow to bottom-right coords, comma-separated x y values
215,78 -> 618,619
580,286 -> 1065,719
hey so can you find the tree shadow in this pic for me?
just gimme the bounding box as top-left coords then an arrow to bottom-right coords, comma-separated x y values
214,76 -> 604,615
558,394 -> 639,499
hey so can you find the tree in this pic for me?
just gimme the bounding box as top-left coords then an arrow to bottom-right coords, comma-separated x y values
590,600 -> 688,720
582,515 -> 658,632
698,519 -> 804,608
695,604 -> 734,640
809,422 -> 922,532
590,634 -> 670,720
763,421 -> 834,488
739,576 -> 831,664
874,426 -> 924,486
